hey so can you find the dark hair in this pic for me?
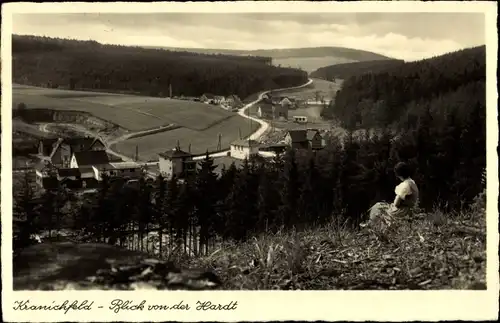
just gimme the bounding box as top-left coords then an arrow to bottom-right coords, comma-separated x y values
394,162 -> 413,179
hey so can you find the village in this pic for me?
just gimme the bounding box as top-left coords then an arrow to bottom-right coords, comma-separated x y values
28,90 -> 329,193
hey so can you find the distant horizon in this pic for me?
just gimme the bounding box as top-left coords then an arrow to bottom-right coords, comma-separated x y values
13,33 -> 486,63
12,13 -> 485,61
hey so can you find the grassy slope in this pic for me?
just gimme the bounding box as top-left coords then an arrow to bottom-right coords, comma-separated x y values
113,116 -> 260,160
13,84 -> 237,131
183,207 -> 486,290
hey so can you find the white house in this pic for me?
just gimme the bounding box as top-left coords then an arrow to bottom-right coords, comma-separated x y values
92,161 -> 143,181
230,139 -> 260,160
158,148 -> 197,180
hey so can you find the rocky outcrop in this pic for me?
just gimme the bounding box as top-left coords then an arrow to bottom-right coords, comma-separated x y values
13,242 -> 222,291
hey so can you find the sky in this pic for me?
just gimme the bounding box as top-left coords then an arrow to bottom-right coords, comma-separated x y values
12,12 -> 485,61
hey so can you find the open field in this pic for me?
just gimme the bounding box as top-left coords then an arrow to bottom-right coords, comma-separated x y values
272,78 -> 343,101
13,84 -> 236,131
113,115 -> 260,160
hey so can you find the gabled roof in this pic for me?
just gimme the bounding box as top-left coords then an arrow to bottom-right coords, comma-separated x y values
287,130 -> 307,143
306,129 -> 321,141
49,137 -> 104,159
159,148 -> 192,159
73,150 -> 110,166
231,139 -> 260,148
64,137 -> 104,151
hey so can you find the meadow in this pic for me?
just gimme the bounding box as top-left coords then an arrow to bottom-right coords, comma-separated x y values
13,84 -> 236,132
112,115 -> 260,160
273,78 -> 342,101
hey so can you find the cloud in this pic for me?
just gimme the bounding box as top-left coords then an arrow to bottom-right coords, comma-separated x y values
12,13 -> 485,61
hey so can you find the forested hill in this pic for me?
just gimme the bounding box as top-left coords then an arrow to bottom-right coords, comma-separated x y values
322,45 -> 486,131
309,59 -> 405,80
12,35 -> 308,99
144,46 -> 393,61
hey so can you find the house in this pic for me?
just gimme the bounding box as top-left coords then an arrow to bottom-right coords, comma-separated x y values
213,96 -> 226,105
57,168 -> 83,189
225,95 -> 243,109
257,103 -> 274,119
40,137 -> 106,167
306,129 -> 323,150
200,93 -> 215,103
284,129 -> 324,150
257,102 -> 288,120
70,150 -> 110,168
34,161 -> 59,189
280,97 -> 293,109
284,130 -> 309,149
230,139 -> 260,160
92,161 -> 143,181
158,148 -> 197,180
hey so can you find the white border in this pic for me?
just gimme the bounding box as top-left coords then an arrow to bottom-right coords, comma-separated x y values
1,2 -> 498,321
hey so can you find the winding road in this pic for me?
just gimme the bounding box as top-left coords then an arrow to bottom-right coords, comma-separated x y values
38,78 -> 314,165
192,78 -> 314,160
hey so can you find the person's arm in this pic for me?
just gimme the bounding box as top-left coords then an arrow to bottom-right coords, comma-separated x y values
393,182 -> 411,208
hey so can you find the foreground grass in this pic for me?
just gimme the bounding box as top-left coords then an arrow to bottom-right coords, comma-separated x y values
183,210 -> 486,290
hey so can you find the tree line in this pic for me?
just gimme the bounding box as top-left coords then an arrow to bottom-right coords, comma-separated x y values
310,59 -> 405,81
14,110 -> 486,256
12,35 -> 308,99
321,45 -> 486,133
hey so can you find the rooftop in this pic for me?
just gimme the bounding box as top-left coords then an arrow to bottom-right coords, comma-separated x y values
287,130 -> 308,143
159,148 -> 193,159
73,150 -> 110,166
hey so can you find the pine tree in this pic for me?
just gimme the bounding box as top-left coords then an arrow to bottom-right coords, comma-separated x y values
164,175 -> 180,255
153,174 -> 167,255
13,172 -> 40,248
298,156 -> 320,226
194,152 -> 219,254
279,149 -> 300,229
224,159 -> 257,241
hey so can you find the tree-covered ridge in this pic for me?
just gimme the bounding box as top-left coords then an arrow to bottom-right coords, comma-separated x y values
12,35 -> 308,99
144,46 -> 393,61
310,59 -> 405,80
321,45 -> 486,131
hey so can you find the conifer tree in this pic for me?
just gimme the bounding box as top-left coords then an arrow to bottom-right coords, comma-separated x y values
279,149 -> 300,228
194,152 -> 219,254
